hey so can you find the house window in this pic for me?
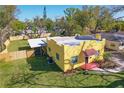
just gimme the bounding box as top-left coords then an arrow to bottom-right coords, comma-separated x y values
56,53 -> 59,60
71,56 -> 78,64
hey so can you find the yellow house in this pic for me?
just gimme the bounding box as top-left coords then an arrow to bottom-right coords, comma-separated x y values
47,34 -> 106,72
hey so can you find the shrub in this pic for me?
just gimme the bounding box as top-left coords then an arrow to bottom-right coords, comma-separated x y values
103,52 -> 112,61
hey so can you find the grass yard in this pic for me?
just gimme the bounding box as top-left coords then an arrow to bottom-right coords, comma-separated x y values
0,56 -> 124,88
7,40 -> 30,52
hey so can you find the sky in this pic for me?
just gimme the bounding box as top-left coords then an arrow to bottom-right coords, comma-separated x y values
17,5 -> 82,21
16,5 -> 124,22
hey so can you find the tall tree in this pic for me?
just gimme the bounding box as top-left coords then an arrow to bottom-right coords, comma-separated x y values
64,8 -> 81,35
45,18 -> 54,32
10,19 -> 26,35
64,8 -> 79,22
33,16 -> 43,28
0,5 -> 17,51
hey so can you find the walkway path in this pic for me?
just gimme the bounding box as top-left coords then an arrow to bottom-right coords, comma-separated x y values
109,53 -> 124,72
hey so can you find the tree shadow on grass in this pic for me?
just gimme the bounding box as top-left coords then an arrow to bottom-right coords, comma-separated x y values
75,72 -> 124,88
18,46 -> 31,51
27,56 -> 62,72
7,71 -> 66,88
104,72 -> 124,88
107,79 -> 124,88
60,71 -> 124,88
7,56 -> 62,88
7,70 -> 124,88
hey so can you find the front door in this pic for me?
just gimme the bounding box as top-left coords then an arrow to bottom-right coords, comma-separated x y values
85,57 -> 89,64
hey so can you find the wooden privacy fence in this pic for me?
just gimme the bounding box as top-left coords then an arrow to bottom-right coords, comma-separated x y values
0,49 -> 35,61
0,34 -> 51,61
9,35 -> 29,41
9,33 -> 51,41
0,36 -> 27,54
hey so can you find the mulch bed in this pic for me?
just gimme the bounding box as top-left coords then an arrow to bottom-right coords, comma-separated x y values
98,61 -> 121,69
63,69 -> 79,76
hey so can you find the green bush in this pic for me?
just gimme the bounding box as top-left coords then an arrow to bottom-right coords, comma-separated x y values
103,52 -> 112,61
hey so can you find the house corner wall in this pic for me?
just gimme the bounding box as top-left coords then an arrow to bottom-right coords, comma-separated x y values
47,39 -> 64,71
63,43 -> 85,72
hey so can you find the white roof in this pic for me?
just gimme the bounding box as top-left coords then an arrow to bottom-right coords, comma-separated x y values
48,36 -> 96,46
28,38 -> 47,48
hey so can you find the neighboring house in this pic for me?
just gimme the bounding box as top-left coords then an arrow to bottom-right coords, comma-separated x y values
21,28 -> 51,39
101,32 -> 124,51
46,34 -> 105,72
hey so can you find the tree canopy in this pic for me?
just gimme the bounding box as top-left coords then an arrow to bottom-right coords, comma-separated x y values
0,5 -> 17,51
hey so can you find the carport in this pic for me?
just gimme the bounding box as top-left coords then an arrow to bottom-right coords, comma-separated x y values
28,38 -> 47,56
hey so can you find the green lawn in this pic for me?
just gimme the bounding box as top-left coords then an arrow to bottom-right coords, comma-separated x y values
7,40 -> 30,52
0,56 -> 124,88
